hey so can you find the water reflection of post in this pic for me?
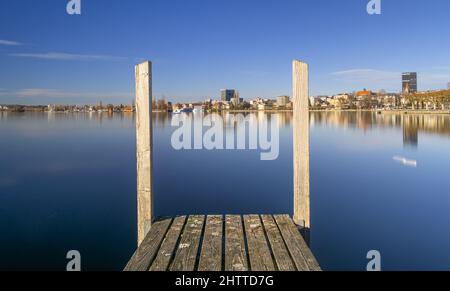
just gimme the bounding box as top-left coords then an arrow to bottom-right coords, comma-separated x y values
293,60 -> 310,241
135,61 -> 153,246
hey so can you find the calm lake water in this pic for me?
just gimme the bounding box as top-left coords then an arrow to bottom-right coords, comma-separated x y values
1,111 -> 450,271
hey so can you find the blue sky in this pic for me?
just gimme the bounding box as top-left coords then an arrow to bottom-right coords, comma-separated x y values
1,0 -> 450,104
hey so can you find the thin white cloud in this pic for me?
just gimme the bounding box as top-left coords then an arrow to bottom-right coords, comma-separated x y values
0,39 -> 22,46
0,88 -> 132,99
9,52 -> 124,61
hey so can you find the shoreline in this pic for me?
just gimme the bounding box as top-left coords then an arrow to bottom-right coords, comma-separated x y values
2,109 -> 450,115
309,109 -> 450,115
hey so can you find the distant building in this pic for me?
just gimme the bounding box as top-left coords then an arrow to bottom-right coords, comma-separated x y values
356,89 -> 372,98
402,72 -> 417,93
334,94 -> 352,102
331,94 -> 353,109
276,96 -> 290,107
220,89 -> 236,102
378,94 -> 399,109
355,89 -> 376,108
232,97 -> 243,106
448,83 -> 450,90
328,98 -> 341,108
230,91 -> 242,106
310,96 -> 331,108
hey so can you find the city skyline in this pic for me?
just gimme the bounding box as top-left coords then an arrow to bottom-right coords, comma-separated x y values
1,0 -> 450,105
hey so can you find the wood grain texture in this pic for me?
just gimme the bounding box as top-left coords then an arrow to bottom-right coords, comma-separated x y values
124,218 -> 171,271
125,214 -> 320,271
150,216 -> 186,271
136,61 -> 153,245
243,215 -> 275,271
170,215 -> 205,271
274,215 -> 321,271
198,215 -> 223,271
225,215 -> 248,271
261,215 -> 296,271
293,60 -> 310,228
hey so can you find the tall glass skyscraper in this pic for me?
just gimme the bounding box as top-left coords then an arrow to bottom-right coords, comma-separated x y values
220,89 -> 236,102
402,72 -> 417,93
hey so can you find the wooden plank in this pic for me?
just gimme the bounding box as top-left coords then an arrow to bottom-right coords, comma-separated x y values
136,61 -> 153,245
274,215 -> 321,271
243,215 -> 275,271
198,215 -> 223,271
170,215 -> 205,271
293,60 -> 310,228
261,215 -> 296,271
124,218 -> 171,271
150,216 -> 186,271
225,215 -> 248,271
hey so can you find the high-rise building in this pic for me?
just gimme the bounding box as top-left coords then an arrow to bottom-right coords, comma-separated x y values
220,89 -> 236,102
276,96 -> 290,107
402,72 -> 417,94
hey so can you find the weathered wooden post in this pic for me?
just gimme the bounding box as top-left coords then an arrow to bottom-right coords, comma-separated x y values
135,61 -> 153,246
293,60 -> 310,229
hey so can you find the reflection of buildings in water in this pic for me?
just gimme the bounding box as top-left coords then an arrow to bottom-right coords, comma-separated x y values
127,111 -> 135,125
310,111 -> 376,131
222,112 -> 233,128
224,115 -> 236,143
47,112 -> 55,122
310,111 -> 450,148
402,115 -> 419,148
0,111 -> 8,121
256,111 -> 267,128
152,112 -> 171,128
310,112 -> 315,127
276,112 -> 287,129
98,112 -> 103,126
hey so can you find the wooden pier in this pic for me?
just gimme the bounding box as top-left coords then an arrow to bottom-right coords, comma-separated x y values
125,60 -> 320,271
124,215 -> 320,271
